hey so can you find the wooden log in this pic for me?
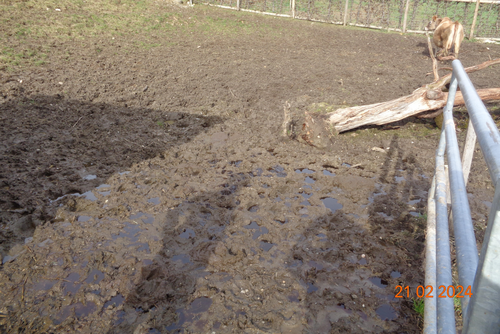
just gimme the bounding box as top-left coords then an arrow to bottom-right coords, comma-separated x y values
295,58 -> 500,146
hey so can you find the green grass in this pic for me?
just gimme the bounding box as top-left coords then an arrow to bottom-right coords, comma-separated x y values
413,298 -> 425,318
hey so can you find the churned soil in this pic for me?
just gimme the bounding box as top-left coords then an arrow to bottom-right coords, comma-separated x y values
1,3 -> 500,333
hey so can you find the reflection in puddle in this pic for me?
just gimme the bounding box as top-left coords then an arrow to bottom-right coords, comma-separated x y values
85,269 -> 105,284
395,176 -> 405,183
305,176 -> 315,184
307,282 -> 318,293
359,258 -> 367,265
295,168 -> 315,174
317,233 -> 327,242
165,297 -> 213,331
407,199 -> 421,205
81,191 -> 97,201
260,241 -> 275,252
230,160 -> 242,167
172,254 -> 192,265
104,294 -> 125,309
376,304 -> 398,320
54,302 -> 97,325
190,297 -> 213,313
269,165 -> 287,177
244,222 -> 269,240
78,215 -> 91,222
83,174 -> 97,180
112,222 -> 142,242
322,170 -> 335,176
34,279 -> 58,291
63,272 -> 81,295
97,184 -> 111,196
391,271 -> 401,278
369,277 -> 388,288
409,212 -> 420,217
180,228 -> 196,239
148,197 -> 160,205
288,290 -> 300,302
321,197 -> 343,213
248,205 -> 259,212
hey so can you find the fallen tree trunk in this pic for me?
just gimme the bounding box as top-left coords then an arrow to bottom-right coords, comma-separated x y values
297,58 -> 500,147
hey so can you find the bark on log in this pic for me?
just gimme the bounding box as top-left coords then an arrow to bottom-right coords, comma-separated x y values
296,58 -> 500,146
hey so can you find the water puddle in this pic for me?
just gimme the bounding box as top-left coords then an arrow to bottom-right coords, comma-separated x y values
244,222 -> 269,240
172,254 -> 192,265
180,228 -> 196,239
259,241 -> 275,252
251,168 -> 263,177
85,269 -> 105,284
376,304 -> 398,320
165,297 -> 213,331
112,222 -> 142,242
54,302 -> 97,325
409,212 -> 420,217
83,174 -> 97,180
230,160 -> 242,167
104,294 -> 125,309
307,282 -> 319,294
342,163 -> 351,167
34,279 -> 58,291
77,215 -> 91,222
316,233 -> 328,242
63,273 -> 81,295
359,258 -> 367,265
378,212 -> 393,221
391,271 -> 401,278
295,168 -> 315,174
269,165 -> 287,177
80,191 -> 97,201
96,184 -> 111,196
248,205 -> 259,212
407,199 -> 421,205
322,170 -> 335,176
395,176 -> 406,183
305,176 -> 315,184
321,197 -> 343,213
148,197 -> 160,205
368,277 -> 389,288
288,290 -> 300,302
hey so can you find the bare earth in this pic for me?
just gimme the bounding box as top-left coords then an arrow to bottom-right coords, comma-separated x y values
1,4 -> 500,333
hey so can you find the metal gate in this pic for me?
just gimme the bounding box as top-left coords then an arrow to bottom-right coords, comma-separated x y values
424,59 -> 500,334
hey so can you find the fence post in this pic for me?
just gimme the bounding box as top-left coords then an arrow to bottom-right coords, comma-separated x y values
343,0 -> 349,26
469,0 -> 481,40
292,0 -> 296,18
402,0 -> 410,33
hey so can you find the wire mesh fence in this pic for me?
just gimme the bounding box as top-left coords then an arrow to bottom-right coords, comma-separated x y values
202,0 -> 500,39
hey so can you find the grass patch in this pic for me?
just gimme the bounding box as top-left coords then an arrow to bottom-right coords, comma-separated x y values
413,298 -> 425,318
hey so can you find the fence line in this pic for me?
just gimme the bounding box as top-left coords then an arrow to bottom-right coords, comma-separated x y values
203,0 -> 500,40
424,59 -> 500,333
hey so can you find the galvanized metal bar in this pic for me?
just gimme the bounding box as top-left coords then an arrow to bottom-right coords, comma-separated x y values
424,176 -> 438,333
443,73 -> 479,314
464,185 -> 500,333
435,129 -> 456,334
452,60 -> 500,188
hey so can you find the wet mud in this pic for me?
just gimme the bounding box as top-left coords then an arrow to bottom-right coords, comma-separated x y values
1,3 -> 500,333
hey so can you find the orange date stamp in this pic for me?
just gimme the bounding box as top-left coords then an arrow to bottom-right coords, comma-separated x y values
395,285 -> 473,298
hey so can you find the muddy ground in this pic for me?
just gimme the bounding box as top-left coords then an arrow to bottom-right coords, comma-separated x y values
1,2 -> 500,333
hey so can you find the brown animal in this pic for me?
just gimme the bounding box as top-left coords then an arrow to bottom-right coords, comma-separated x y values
426,15 -> 464,59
